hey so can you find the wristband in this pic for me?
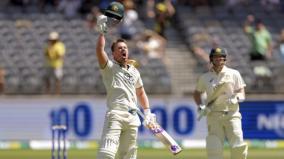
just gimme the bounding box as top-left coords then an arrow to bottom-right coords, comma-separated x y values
144,108 -> 151,116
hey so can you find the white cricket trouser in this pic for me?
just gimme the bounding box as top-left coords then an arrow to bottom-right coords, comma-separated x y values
97,110 -> 140,159
207,111 -> 244,149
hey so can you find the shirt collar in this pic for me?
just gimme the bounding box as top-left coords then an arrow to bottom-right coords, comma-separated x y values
114,61 -> 130,70
210,65 -> 228,75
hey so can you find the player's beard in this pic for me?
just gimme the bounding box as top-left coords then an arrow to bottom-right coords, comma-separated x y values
114,49 -> 128,67
115,56 -> 128,67
212,60 -> 225,73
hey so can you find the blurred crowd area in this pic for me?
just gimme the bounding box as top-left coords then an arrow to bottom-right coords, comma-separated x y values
0,0 -> 178,95
176,0 -> 284,94
0,0 -> 283,95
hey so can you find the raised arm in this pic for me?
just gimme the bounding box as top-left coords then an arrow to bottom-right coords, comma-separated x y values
95,14 -> 109,69
243,14 -> 254,33
96,34 -> 109,69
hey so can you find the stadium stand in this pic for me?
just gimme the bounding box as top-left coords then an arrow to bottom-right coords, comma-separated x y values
0,4 -> 171,95
1,1 -> 284,95
175,1 -> 284,94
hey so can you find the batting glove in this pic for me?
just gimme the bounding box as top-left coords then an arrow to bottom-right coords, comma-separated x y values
143,109 -> 156,126
197,104 -> 210,120
228,95 -> 239,105
96,15 -> 108,34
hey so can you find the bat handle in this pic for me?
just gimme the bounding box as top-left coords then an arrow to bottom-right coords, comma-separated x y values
197,110 -> 205,121
197,114 -> 203,121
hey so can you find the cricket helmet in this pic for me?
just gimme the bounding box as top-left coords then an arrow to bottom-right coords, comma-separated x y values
209,47 -> 227,61
104,2 -> 124,21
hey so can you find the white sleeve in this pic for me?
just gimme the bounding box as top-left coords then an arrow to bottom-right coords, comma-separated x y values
100,60 -> 113,76
234,71 -> 246,90
196,76 -> 206,93
135,71 -> 143,88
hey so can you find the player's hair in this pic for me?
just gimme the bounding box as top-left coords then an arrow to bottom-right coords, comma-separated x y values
111,39 -> 127,52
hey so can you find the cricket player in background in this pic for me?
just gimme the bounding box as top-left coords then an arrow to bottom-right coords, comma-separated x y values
95,3 -> 156,158
193,48 -> 248,159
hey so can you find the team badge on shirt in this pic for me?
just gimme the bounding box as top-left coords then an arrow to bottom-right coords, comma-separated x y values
124,72 -> 135,85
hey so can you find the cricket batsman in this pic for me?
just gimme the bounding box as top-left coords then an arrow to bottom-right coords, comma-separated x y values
193,48 -> 248,159
95,2 -> 156,159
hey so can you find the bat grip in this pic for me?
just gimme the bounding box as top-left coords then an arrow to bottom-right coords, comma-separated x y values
197,114 -> 203,121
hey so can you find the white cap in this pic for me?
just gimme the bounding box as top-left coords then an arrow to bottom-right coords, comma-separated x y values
48,31 -> 59,40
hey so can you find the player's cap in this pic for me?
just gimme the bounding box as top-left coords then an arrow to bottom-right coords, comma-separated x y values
48,31 -> 59,40
104,2 -> 124,21
209,47 -> 227,58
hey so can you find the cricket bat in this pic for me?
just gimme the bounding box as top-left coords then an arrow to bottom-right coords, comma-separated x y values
197,82 -> 229,121
137,110 -> 182,155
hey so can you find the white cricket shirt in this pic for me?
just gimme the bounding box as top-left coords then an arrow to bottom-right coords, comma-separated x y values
101,60 -> 143,111
196,66 -> 246,112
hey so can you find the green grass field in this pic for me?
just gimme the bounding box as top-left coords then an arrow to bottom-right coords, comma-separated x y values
0,148 -> 283,159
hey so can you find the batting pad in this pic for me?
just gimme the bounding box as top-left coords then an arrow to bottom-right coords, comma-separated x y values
206,135 -> 224,159
231,143 -> 248,159
97,137 -> 119,159
97,152 -> 115,159
122,146 -> 137,159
